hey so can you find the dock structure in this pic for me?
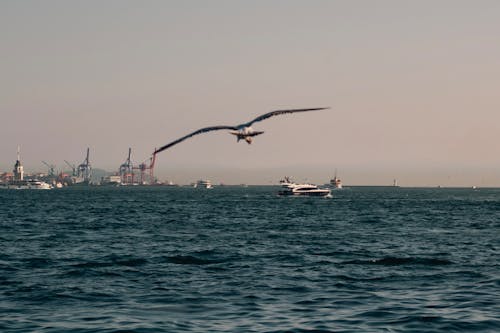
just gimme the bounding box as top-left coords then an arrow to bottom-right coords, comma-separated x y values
117,148 -> 157,185
77,148 -> 92,183
1,146 -> 160,186
119,148 -> 134,185
132,153 -> 156,185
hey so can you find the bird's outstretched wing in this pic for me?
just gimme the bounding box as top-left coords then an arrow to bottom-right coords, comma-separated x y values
246,131 -> 264,137
155,125 -> 237,154
229,130 -> 264,137
242,107 -> 329,127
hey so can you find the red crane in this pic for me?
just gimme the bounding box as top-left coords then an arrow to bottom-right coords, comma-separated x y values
132,151 -> 157,185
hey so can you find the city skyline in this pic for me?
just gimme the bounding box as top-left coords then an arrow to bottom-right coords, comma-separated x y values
1,1 -> 500,186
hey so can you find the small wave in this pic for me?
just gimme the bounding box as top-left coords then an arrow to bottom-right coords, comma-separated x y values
265,329 -> 335,333
71,261 -> 112,269
0,263 -> 18,272
113,258 -> 148,267
71,256 -> 148,269
272,285 -> 311,293
391,314 -> 464,325
166,255 -> 223,265
342,257 -> 453,266
24,257 -> 54,268
332,274 -> 392,282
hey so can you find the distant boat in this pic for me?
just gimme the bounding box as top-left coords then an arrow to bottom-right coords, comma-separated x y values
194,180 -> 213,189
328,170 -> 343,189
69,176 -> 90,186
278,177 -> 331,197
330,176 -> 343,189
0,179 -> 52,190
100,175 -> 121,186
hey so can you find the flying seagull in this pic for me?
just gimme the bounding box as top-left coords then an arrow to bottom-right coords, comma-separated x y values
154,107 -> 329,154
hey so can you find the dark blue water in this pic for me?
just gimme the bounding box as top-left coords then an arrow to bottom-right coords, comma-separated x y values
1,186 -> 499,332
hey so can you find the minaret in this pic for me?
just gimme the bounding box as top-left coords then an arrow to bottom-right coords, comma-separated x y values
13,146 -> 24,181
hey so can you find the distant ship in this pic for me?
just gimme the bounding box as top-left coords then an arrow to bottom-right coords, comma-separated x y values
70,176 -> 88,186
329,170 -> 343,189
330,176 -> 343,189
100,175 -> 121,186
194,179 -> 213,189
0,179 -> 52,190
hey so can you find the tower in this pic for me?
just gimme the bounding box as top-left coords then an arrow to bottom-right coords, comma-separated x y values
13,146 -> 24,181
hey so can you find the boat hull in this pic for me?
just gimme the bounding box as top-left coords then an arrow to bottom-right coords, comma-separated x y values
279,189 -> 331,197
0,180 -> 52,190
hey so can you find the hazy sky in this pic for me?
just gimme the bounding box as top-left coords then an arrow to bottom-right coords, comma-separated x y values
1,1 -> 500,185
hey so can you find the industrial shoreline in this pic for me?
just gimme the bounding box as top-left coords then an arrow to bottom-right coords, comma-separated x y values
1,147 -> 163,188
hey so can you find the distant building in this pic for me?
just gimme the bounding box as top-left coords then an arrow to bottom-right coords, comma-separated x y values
1,172 -> 14,183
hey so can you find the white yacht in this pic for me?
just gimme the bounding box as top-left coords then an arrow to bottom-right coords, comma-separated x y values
194,179 -> 213,189
278,177 -> 331,197
0,179 -> 52,190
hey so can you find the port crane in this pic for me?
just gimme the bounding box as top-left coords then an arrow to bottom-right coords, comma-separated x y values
77,148 -> 92,183
42,161 -> 56,177
119,148 -> 134,184
64,160 -> 77,177
133,152 -> 157,185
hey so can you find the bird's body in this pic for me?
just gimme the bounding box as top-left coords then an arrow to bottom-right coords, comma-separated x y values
229,127 -> 264,144
154,107 -> 328,154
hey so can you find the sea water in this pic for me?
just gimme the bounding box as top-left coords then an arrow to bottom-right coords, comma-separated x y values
0,186 -> 499,332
